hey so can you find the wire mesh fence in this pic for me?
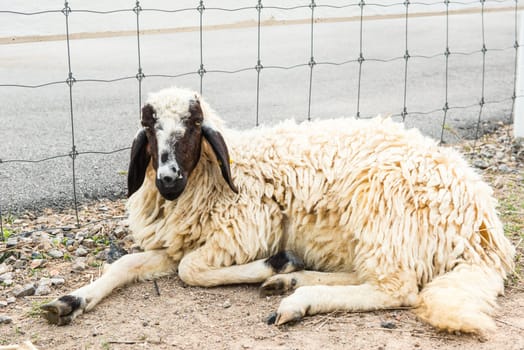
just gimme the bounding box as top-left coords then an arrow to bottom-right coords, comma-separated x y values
0,0 -> 521,239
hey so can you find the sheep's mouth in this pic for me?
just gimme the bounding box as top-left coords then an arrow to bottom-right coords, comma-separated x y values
156,177 -> 186,201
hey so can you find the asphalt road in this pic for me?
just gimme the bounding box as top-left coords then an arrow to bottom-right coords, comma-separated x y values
0,9 -> 517,214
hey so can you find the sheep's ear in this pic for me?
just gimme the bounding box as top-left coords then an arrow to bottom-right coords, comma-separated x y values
127,129 -> 151,197
202,125 -> 238,194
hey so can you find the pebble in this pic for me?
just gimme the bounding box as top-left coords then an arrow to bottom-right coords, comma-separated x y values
30,259 -> 46,269
380,321 -> 397,329
72,261 -> 87,272
35,284 -> 52,296
0,263 -> 11,275
6,237 -> 18,248
107,243 -> 128,264
13,283 -> 35,298
13,260 -> 26,269
82,239 -> 96,249
75,247 -> 89,257
472,159 -> 489,169
0,315 -> 13,324
6,297 -> 15,304
0,301 -> 7,308
50,277 -> 65,286
3,279 -> 14,286
95,249 -> 109,261
498,164 -> 512,173
223,300 -> 232,309
47,249 -> 64,259
0,272 -> 13,282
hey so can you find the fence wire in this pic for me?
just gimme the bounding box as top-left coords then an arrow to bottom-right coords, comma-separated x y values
0,0 -> 521,239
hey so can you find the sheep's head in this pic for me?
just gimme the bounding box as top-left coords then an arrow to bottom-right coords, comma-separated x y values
127,88 -> 238,200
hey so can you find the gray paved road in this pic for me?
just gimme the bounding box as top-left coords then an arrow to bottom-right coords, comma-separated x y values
0,10 -> 517,213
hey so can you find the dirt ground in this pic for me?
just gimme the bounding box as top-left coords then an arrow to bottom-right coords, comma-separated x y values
2,275 -> 524,350
1,125 -> 523,350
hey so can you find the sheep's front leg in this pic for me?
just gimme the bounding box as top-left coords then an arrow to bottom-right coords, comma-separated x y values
41,250 -> 175,325
178,250 -> 304,287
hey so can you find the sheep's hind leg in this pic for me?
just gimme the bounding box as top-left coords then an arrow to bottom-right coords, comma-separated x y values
41,249 -> 175,325
177,250 -> 304,287
260,270 -> 361,296
268,278 -> 418,325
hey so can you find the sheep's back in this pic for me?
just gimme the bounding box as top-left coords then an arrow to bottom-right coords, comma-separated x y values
227,117 -> 514,283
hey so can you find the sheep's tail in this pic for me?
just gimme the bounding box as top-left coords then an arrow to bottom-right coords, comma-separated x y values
414,264 -> 504,334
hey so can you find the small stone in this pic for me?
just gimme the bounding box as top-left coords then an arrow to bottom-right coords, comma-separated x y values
0,263 -> 11,275
497,164 -> 512,173
380,321 -> 397,329
107,243 -> 128,264
4,256 -> 17,265
6,237 -> 18,248
31,252 -> 43,260
47,249 -> 64,259
35,284 -> 52,296
223,300 -> 232,309
65,239 -> 76,247
50,277 -> 65,286
473,159 -> 489,169
2,279 -> 14,286
75,231 -> 87,241
13,283 -> 35,298
72,261 -> 87,272
75,247 -> 89,257
30,259 -> 46,269
0,315 -> 12,324
13,260 -> 26,269
6,297 -> 15,304
0,301 -> 7,308
114,226 -> 126,239
95,249 -> 109,261
36,237 -> 53,251
67,245 -> 75,252
0,272 -> 13,282
82,239 -> 96,249
38,277 -> 52,287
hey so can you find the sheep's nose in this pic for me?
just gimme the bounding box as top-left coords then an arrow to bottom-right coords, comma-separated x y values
160,167 -> 181,187
162,175 -> 175,185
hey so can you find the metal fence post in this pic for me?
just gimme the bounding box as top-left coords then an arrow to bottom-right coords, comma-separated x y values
514,9 -> 524,137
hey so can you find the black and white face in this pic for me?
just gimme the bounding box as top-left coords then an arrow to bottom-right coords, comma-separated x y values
141,100 -> 204,200
127,88 -> 238,201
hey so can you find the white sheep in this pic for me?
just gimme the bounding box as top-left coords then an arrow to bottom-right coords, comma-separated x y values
42,87 -> 515,334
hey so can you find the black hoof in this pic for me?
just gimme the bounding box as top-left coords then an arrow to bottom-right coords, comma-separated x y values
41,295 -> 84,326
266,312 -> 278,325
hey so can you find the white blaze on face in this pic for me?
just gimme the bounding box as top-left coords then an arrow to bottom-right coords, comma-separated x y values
155,118 -> 186,182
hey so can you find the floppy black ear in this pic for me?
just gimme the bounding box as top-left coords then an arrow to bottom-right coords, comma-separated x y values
127,129 -> 150,197
202,125 -> 238,194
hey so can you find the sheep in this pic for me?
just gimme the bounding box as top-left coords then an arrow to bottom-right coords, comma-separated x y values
41,87 -> 515,334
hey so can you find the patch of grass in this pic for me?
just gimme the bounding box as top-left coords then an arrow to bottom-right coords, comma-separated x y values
92,234 -> 110,246
2,227 -> 13,240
